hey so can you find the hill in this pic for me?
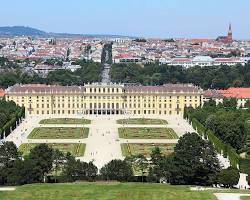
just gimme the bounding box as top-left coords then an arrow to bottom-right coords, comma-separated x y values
0,26 -> 46,36
0,26 -> 130,38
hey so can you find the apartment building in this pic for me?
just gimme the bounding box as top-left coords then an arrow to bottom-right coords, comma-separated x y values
5,83 -> 203,116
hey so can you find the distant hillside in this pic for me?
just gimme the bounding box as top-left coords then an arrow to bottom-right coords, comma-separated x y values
0,26 -> 46,36
0,26 -> 131,38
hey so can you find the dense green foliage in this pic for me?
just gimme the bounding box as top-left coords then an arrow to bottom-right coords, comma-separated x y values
170,133 -> 220,185
101,43 -> 112,64
148,133 -> 221,186
0,100 -> 25,139
218,167 -> 240,188
0,57 -> 18,69
110,62 -> 250,89
62,153 -> 98,182
45,62 -> 102,85
186,100 -> 250,151
0,60 -> 102,88
100,159 -> 133,182
0,142 -> 98,186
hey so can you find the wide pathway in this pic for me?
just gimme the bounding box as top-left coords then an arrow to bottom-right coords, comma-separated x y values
82,116 -> 123,169
215,193 -> 250,200
5,114 -> 195,169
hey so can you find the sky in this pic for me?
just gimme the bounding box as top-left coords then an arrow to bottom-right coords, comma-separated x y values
0,0 -> 249,39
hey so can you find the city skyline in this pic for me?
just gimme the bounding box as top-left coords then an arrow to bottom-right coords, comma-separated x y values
0,0 -> 249,39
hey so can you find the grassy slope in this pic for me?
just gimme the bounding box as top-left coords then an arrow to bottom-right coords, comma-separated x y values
0,183 -> 219,200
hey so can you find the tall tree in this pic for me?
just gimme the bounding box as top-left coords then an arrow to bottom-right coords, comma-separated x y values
170,133 -> 221,186
100,159 -> 133,182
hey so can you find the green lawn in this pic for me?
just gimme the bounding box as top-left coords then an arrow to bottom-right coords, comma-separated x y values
39,118 -> 91,124
117,118 -> 168,125
19,143 -> 85,157
242,197 -> 250,200
28,127 -> 89,139
0,183 -> 219,200
119,128 -> 178,139
1,183 -> 249,200
121,143 -> 175,157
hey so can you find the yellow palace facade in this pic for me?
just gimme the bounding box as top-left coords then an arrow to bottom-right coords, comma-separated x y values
5,83 -> 203,115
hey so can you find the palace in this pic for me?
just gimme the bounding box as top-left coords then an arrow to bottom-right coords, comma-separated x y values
5,83 -> 203,116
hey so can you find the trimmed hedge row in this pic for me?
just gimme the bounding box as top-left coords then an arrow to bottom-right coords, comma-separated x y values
185,108 -> 240,168
239,158 -> 250,175
0,106 -> 25,139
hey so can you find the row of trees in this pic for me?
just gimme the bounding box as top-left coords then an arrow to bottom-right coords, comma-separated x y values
0,133 -> 242,187
0,142 -> 99,185
0,60 -> 103,88
0,100 -> 25,139
186,99 -> 250,151
110,62 -> 250,89
101,43 -> 112,64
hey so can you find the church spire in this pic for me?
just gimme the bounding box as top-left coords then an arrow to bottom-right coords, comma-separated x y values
228,22 -> 233,42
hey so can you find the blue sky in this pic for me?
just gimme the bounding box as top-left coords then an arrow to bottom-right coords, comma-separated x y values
1,0 -> 249,39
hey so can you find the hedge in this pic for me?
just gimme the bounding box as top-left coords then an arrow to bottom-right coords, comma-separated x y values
239,159 -> 250,175
0,106 -> 25,139
186,109 -> 240,168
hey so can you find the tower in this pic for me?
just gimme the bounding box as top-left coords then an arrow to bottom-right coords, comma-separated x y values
228,22 -> 233,42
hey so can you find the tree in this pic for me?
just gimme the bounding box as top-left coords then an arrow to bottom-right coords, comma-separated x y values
150,147 -> 163,165
62,153 -> 77,182
0,142 -> 19,185
75,161 -> 98,181
126,154 -> 148,182
223,98 -> 237,110
100,159 -> 133,182
170,133 -> 221,186
245,100 -> 250,109
148,155 -> 174,183
218,167 -> 240,188
62,153 -> 98,182
27,144 -> 53,182
52,149 -> 65,183
205,111 -> 247,150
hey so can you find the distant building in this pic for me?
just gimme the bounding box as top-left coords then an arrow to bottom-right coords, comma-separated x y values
216,23 -> 233,43
34,64 -> 63,77
164,56 -> 247,68
204,88 -> 250,107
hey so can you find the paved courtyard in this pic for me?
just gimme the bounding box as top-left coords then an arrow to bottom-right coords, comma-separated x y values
5,114 -> 195,169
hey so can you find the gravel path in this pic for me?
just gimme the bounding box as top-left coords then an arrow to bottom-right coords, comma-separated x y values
215,193 -> 250,200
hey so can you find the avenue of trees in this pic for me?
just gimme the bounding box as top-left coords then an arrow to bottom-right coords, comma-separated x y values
185,99 -> 250,151
185,99 -> 250,185
0,133 -> 241,188
0,100 -> 25,139
110,62 -> 250,89
101,43 -> 112,64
